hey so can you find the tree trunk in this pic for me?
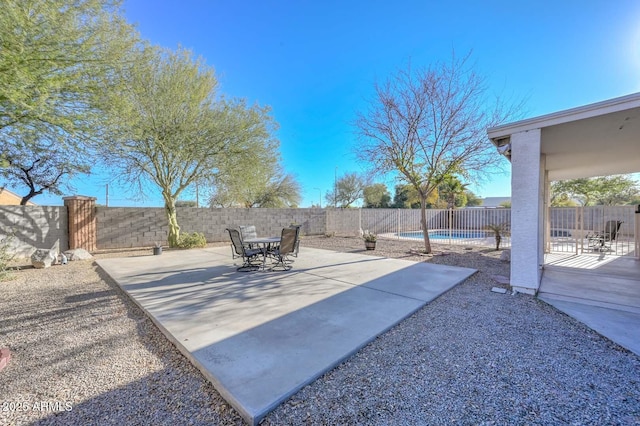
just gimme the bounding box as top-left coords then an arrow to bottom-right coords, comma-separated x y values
495,234 -> 501,251
419,197 -> 432,254
164,197 -> 180,247
20,189 -> 40,205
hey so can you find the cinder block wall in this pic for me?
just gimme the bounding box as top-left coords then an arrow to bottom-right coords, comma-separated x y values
96,207 -> 327,249
96,207 -> 167,249
176,208 -> 327,242
325,209 -> 361,236
0,205 -> 68,257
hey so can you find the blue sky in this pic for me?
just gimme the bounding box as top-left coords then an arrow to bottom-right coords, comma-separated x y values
17,0 -> 640,206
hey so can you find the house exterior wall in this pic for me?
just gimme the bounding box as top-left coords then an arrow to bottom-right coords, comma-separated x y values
0,205 -> 68,257
0,188 -> 35,206
510,129 -> 544,294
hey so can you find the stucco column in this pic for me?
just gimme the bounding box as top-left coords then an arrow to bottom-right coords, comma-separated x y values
63,196 -> 97,252
510,129 -> 545,294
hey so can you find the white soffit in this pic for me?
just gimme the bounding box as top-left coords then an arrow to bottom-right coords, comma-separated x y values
488,93 -> 640,181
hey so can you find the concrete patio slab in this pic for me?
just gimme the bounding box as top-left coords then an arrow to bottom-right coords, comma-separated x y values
539,259 -> 640,357
97,247 -> 476,425
539,296 -> 640,356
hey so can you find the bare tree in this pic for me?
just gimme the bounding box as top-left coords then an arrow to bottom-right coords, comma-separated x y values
354,52 -> 518,253
325,172 -> 366,208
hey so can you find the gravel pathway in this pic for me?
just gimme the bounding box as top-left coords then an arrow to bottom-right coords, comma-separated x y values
1,236 -> 639,425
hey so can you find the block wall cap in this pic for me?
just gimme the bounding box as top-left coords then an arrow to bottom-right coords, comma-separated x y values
63,196 -> 97,201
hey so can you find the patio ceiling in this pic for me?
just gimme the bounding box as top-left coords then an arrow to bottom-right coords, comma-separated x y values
488,93 -> 640,181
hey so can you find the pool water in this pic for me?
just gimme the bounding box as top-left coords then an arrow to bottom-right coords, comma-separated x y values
398,230 -> 490,240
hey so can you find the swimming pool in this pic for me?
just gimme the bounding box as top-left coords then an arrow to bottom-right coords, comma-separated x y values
397,230 -> 491,240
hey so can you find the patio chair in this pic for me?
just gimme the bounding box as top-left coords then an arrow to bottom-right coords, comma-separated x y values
269,227 -> 298,271
586,220 -> 622,251
239,225 -> 258,240
289,224 -> 301,258
226,228 -> 265,271
239,225 -> 258,249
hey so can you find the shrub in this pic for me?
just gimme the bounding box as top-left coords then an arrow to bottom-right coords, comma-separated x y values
177,232 -> 207,249
362,230 -> 377,242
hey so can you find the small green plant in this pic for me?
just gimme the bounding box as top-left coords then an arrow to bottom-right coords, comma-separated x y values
0,233 -> 16,281
363,230 -> 377,242
177,232 -> 207,249
485,223 -> 509,250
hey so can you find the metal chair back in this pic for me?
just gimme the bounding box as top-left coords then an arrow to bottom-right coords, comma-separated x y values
279,227 -> 297,255
604,220 -> 622,241
239,225 -> 258,240
289,225 -> 301,257
226,228 -> 245,257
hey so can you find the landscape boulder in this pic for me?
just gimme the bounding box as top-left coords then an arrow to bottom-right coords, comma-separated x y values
64,248 -> 93,261
31,249 -> 57,269
500,249 -> 511,262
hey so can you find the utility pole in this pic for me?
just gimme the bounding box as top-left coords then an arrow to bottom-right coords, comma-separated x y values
105,184 -> 109,207
334,167 -> 338,208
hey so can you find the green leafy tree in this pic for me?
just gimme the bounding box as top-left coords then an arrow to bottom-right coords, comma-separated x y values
0,0 -> 138,200
550,193 -> 578,207
392,184 -> 424,208
593,175 -> 639,205
175,200 -> 197,208
464,190 -> 483,207
325,173 -> 365,208
362,183 -> 391,208
551,178 -> 598,206
102,47 -> 278,247
551,175 -> 639,206
355,53 -> 518,252
438,175 -> 469,208
210,164 -> 301,208
253,172 -> 301,208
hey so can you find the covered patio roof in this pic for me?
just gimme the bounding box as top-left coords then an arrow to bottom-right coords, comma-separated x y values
488,92 -> 640,180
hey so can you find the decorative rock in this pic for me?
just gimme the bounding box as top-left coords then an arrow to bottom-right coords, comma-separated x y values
64,248 -> 93,261
31,249 -> 57,269
499,249 -> 511,262
0,348 -> 11,373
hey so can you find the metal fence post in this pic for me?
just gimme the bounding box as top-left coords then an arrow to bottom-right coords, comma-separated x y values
448,208 -> 453,246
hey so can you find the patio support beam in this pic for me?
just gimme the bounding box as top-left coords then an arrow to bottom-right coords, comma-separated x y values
510,129 -> 545,294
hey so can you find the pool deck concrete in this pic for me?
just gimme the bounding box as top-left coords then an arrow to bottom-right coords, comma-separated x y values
97,247 -> 476,425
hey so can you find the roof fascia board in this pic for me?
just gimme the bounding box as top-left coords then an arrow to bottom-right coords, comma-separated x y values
487,92 -> 640,140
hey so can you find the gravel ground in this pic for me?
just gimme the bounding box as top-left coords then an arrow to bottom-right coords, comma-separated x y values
1,236 -> 639,425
